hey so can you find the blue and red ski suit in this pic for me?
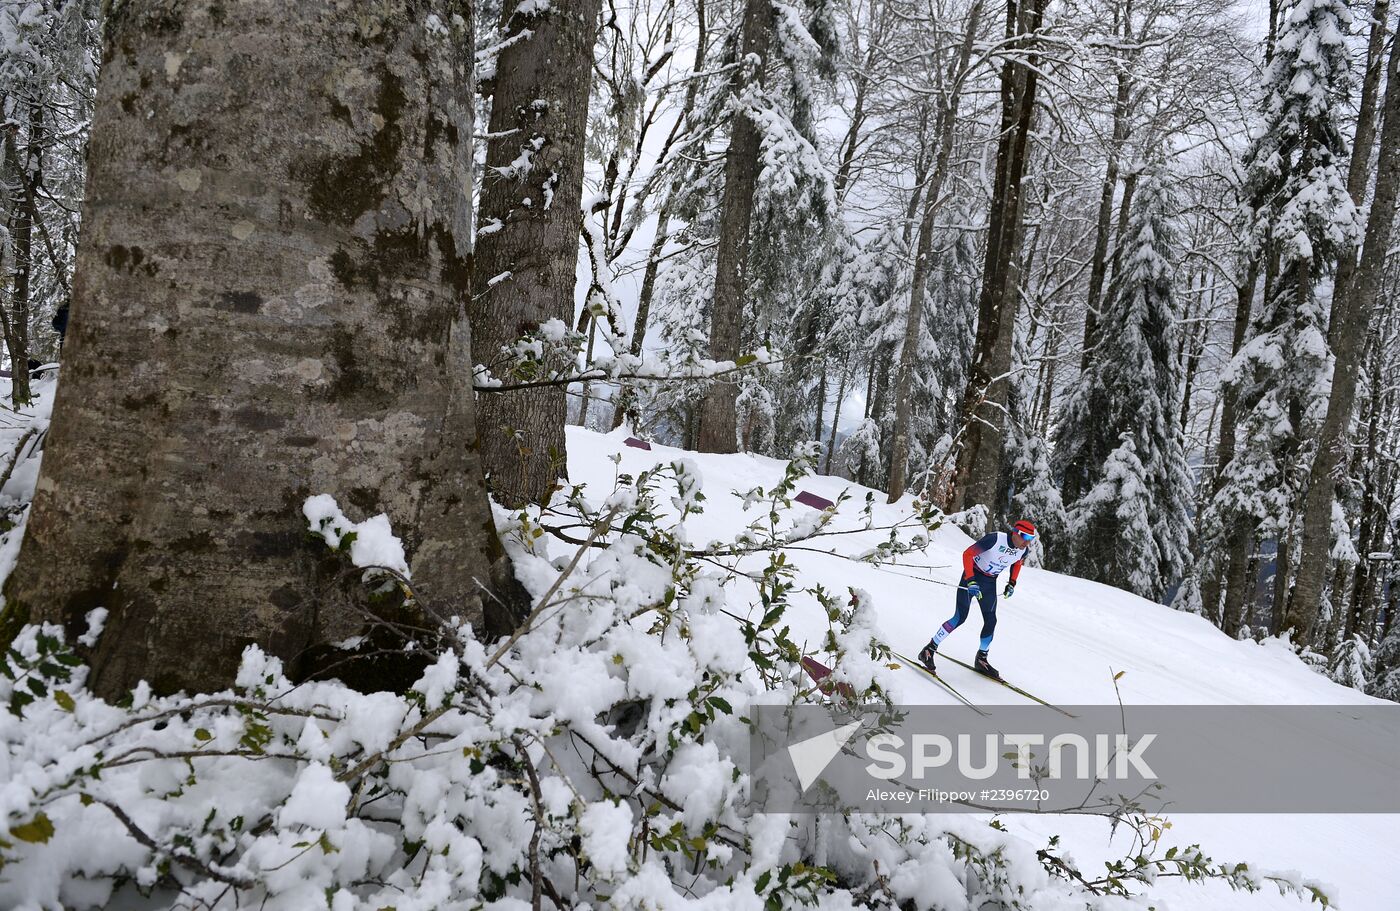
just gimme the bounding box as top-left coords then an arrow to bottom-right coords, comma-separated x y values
931,532 -> 1027,654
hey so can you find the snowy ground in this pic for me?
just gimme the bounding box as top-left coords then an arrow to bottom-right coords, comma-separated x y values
570,425 -> 1396,911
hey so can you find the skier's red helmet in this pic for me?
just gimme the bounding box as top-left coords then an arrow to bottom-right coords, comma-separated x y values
1013,519 -> 1037,541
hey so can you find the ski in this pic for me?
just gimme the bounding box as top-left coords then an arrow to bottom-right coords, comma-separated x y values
936,652 -> 1077,718
891,652 -> 989,716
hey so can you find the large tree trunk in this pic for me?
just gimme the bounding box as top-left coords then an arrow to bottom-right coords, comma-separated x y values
696,0 -> 771,453
469,1 -> 600,506
1285,0 -> 1398,641
886,1 -> 984,502
950,0 -> 1043,517
0,0 -> 516,699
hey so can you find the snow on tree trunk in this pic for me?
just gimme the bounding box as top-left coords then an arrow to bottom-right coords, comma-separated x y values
697,0 -> 771,454
1078,3 -> 1137,371
470,0 -> 601,507
0,0 -> 516,698
949,0 -> 1043,521
5,97 -> 41,407
1288,5 -> 1400,641
885,0 -> 982,503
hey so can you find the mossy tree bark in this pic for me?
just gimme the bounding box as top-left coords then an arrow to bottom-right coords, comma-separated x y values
1,0 -> 518,698
470,0 -> 601,507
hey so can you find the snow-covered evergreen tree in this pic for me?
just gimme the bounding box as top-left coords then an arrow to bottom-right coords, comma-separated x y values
836,417 -> 883,487
1054,171 -> 1194,600
1065,434 -> 1162,599
1171,573 -> 1205,616
736,377 -> 777,452
1327,634 -> 1372,690
1369,620 -> 1400,702
1198,0 -> 1359,625
1007,429 -> 1067,569
670,0 -> 840,450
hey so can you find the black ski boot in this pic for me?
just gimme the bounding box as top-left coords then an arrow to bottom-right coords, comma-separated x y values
974,650 -> 1000,680
918,641 -> 938,674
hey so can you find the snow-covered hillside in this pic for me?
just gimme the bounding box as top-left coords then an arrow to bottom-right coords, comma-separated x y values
568,425 -> 1395,911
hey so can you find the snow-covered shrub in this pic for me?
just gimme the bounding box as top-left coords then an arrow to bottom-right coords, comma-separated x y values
1006,432 -> 1067,569
945,503 -> 990,540
0,434 -> 1334,909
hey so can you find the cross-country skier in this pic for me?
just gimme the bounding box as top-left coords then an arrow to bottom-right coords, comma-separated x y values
918,519 -> 1037,680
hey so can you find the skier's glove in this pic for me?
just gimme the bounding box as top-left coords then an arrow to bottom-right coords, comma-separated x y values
966,580 -> 982,601
1003,581 -> 1015,598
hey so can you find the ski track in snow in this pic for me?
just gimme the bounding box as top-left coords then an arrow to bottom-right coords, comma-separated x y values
568,425 -> 1396,911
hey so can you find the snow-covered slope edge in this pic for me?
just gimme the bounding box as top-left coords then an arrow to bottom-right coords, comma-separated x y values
0,406 -> 1383,910
570,426 -> 1376,709
568,425 -> 1394,911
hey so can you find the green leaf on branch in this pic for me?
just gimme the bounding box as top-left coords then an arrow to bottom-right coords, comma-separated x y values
10,813 -> 54,844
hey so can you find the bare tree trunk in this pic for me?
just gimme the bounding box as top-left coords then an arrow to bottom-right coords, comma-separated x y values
886,0 -> 983,502
611,209 -> 673,430
1102,170 -> 1139,298
4,95 -> 40,407
1180,304 -> 1207,432
950,0 -> 1043,517
1286,0 -> 1397,641
824,360 -> 848,474
1200,260 -> 1260,625
1033,318 -> 1059,437
1,0 -> 515,698
900,118 -> 933,247
1220,533 -> 1255,636
696,0 -> 771,453
1197,395 -> 1220,512
1271,527 -> 1293,635
1266,0 -> 1280,65
470,0 -> 600,506
1350,344 -> 1391,639
1079,0 -> 1134,371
